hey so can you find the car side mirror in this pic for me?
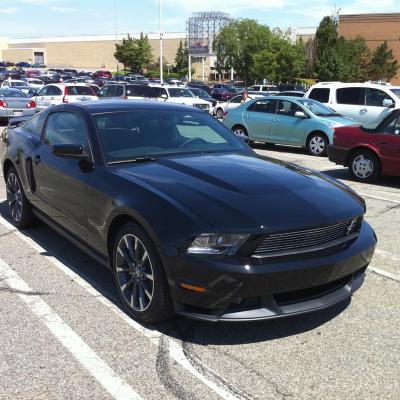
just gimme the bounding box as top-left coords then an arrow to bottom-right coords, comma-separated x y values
52,144 -> 90,160
383,99 -> 395,108
294,111 -> 307,119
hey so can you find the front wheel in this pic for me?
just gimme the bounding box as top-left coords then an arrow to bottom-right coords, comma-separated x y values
216,107 -> 224,119
6,167 -> 35,228
307,133 -> 328,156
112,222 -> 173,323
349,150 -> 380,182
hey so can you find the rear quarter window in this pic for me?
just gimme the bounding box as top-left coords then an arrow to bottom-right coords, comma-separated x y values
308,88 -> 330,103
336,87 -> 365,105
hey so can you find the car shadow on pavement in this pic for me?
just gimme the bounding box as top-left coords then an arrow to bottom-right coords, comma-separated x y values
251,142 -> 309,156
321,168 -> 400,190
0,200 -> 351,345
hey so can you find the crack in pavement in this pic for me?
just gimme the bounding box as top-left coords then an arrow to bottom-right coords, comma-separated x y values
0,229 -> 17,238
0,286 -> 51,296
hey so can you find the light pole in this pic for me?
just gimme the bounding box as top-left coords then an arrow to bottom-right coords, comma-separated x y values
159,0 -> 163,84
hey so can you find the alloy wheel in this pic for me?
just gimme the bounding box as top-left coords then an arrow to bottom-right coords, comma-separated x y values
233,127 -> 248,139
115,234 -> 154,312
352,154 -> 374,179
309,136 -> 326,155
6,172 -> 23,222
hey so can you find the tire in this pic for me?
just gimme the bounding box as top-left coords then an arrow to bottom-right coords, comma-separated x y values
216,108 -> 224,119
112,222 -> 174,323
348,150 -> 380,183
232,125 -> 249,140
307,133 -> 328,156
5,166 -> 35,228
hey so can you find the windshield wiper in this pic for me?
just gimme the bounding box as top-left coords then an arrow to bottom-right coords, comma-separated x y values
108,157 -> 157,165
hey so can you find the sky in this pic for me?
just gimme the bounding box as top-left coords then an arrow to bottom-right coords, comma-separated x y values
0,0 -> 399,38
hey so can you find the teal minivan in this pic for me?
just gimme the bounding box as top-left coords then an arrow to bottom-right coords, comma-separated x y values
223,96 -> 358,156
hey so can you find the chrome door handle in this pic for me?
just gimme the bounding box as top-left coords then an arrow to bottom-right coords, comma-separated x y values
360,108 -> 367,114
379,141 -> 388,145
272,118 -> 278,122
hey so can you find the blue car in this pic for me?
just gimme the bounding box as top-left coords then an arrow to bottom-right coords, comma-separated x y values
223,96 -> 358,156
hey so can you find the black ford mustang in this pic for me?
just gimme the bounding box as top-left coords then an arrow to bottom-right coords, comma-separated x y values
0,101 -> 376,323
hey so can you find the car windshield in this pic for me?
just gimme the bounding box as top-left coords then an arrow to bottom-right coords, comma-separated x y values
0,89 -> 28,98
190,89 -> 209,97
168,88 -> 194,98
95,109 -> 247,163
297,98 -> 339,116
390,88 -> 400,99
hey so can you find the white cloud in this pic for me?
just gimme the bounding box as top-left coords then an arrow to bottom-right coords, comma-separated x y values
167,0 -> 287,14
51,6 -> 76,12
0,7 -> 19,14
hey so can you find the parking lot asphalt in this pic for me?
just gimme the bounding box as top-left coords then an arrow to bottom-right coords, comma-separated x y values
0,129 -> 399,400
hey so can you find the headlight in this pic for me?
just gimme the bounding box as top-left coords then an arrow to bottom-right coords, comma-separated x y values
187,233 -> 249,255
327,122 -> 342,129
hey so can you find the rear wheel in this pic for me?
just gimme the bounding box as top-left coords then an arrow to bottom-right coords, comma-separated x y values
307,133 -> 328,156
112,222 -> 174,323
349,150 -> 380,182
6,167 -> 35,228
232,125 -> 248,140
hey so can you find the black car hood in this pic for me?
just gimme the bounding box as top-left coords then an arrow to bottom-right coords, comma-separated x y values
116,153 -> 365,233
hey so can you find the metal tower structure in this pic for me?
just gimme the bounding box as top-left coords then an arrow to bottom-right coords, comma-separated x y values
186,11 -> 232,81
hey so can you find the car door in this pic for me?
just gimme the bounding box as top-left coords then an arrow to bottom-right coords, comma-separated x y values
35,86 -> 49,110
29,110 -> 91,239
270,100 -> 308,145
242,99 -> 277,141
364,88 -> 395,124
335,87 -> 369,123
374,112 -> 400,174
225,95 -> 243,112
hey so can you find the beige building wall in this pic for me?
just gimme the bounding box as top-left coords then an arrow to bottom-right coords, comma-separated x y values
1,33 -> 208,79
339,13 -> 400,84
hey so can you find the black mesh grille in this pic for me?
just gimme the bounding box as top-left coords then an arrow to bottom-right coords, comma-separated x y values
253,217 -> 362,256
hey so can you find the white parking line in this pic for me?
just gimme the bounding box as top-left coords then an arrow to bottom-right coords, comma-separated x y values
358,193 -> 400,204
0,214 -> 244,400
0,258 -> 143,400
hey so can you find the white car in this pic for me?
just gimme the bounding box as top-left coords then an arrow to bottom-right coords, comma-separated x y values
214,94 -> 252,119
152,85 -> 212,113
35,83 -> 98,111
305,82 -> 400,125
0,80 -> 36,95
22,78 -> 45,89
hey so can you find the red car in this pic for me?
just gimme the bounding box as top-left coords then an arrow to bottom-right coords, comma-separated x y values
25,70 -> 41,77
92,70 -> 112,79
328,109 -> 400,182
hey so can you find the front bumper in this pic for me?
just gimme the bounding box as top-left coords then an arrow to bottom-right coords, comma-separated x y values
166,221 -> 376,322
327,145 -> 350,166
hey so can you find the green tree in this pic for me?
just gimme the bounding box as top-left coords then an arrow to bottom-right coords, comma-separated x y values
314,16 -> 341,80
114,33 -> 153,73
369,41 -> 399,81
213,19 -> 274,85
174,40 -> 188,74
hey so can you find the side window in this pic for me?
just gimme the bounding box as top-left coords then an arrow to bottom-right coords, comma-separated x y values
248,99 -> 276,114
366,88 -> 392,107
336,87 -> 365,105
115,86 -> 124,97
277,100 -> 301,117
229,95 -> 242,104
99,85 -> 115,97
383,115 -> 400,135
308,88 -> 330,103
23,113 -> 46,138
46,86 -> 62,96
43,112 -> 89,147
38,87 -> 48,96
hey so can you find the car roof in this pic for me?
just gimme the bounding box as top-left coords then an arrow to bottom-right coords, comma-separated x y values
58,99 -> 203,114
310,82 -> 400,90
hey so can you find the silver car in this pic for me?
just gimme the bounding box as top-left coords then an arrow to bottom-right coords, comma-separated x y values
0,88 -> 37,124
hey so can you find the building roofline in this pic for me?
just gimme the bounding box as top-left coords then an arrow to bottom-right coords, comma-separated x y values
8,32 -> 187,44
